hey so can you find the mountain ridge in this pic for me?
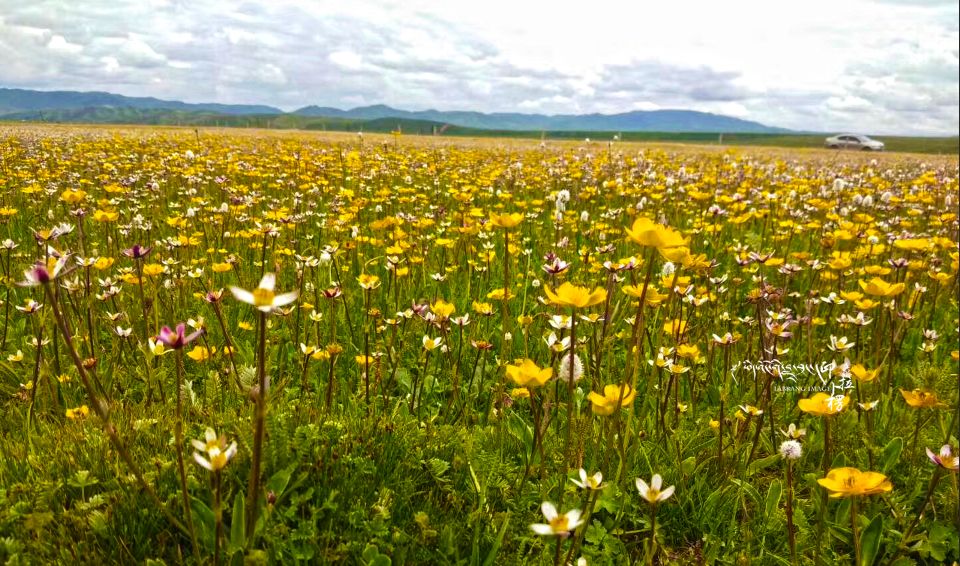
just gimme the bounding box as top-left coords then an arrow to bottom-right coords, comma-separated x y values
1,87 -> 788,133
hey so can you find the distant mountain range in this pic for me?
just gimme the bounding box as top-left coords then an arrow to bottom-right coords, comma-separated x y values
0,87 -> 790,133
291,103 -> 787,133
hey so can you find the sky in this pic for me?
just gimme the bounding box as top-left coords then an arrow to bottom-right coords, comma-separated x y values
0,0 -> 957,135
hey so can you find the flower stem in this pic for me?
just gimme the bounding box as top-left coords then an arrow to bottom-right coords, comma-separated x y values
246,310 -> 268,544
42,284 -> 189,536
174,350 -> 201,562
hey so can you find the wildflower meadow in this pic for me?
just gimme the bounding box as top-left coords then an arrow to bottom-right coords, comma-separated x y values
0,125 -> 957,565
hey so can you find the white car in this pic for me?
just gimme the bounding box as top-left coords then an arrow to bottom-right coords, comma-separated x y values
825,134 -> 885,151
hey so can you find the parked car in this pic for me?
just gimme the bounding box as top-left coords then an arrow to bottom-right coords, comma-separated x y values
825,134 -> 885,151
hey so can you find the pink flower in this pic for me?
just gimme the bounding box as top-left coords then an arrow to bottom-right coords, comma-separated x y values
926,445 -> 959,471
157,323 -> 204,350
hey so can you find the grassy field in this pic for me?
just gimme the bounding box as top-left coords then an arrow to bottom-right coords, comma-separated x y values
0,124 -> 957,565
5,112 -> 957,155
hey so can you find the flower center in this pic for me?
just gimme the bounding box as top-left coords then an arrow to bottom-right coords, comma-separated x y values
252,288 -> 275,307
549,516 -> 569,533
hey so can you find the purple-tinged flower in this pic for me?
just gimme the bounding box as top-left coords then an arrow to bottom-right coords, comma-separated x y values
926,445 -> 959,471
157,323 -> 204,350
123,245 -> 153,259
19,255 -> 72,287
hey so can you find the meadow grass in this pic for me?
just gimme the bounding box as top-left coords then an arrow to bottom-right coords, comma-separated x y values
0,125 -> 957,565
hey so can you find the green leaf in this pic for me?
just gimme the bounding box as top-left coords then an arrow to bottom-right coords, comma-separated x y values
266,465 -> 295,499
730,478 -> 762,508
229,491 -> 245,551
481,516 -> 509,566
747,454 -> 781,477
680,456 -> 696,476
764,479 -> 782,524
881,437 -> 903,474
859,514 -> 883,566
190,496 -> 216,549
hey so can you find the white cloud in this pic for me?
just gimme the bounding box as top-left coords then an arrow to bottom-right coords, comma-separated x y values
0,0 -> 956,134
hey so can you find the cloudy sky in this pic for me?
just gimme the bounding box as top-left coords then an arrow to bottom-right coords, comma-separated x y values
1,0 -> 957,135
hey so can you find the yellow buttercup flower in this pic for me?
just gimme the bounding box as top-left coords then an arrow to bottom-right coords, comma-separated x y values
186,345 -> 214,362
505,359 -> 553,388
817,467 -> 892,498
357,273 -> 381,290
544,282 -> 606,309
798,392 -> 849,416
850,364 -> 879,382
488,212 -> 524,229
430,299 -> 456,319
625,217 -> 685,249
900,389 -> 946,409
858,277 -> 905,297
587,384 -> 637,416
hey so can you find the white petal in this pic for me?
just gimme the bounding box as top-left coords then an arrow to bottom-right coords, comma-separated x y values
273,291 -> 299,307
540,501 -> 558,521
651,474 -> 663,491
565,509 -> 583,529
229,287 -> 255,305
659,485 -> 675,501
530,524 -> 554,536
636,478 -> 649,499
259,272 -> 276,291
579,469 -> 588,483
192,452 -> 213,471
190,439 -> 207,451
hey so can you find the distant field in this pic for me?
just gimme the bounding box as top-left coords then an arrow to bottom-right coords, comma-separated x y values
4,111 -> 957,155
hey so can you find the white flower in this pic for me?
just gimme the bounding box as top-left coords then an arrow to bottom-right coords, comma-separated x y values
530,502 -> 582,536
558,353 -> 583,383
570,469 -> 604,490
779,440 -> 802,460
229,273 -> 298,313
191,427 -> 238,472
636,474 -> 675,504
422,335 -> 443,351
660,262 -> 676,278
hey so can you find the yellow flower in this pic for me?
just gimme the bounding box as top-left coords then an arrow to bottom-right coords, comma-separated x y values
186,345 -> 214,362
92,209 -> 119,222
587,384 -> 637,416
625,217 -> 685,249
93,257 -> 115,270
675,344 -> 700,360
510,387 -> 531,399
544,282 -> 606,309
60,189 -> 87,205
142,263 -> 166,277
817,467 -> 892,498
858,277 -> 905,297
431,299 -> 456,319
65,405 -> 90,419
659,246 -> 690,263
490,288 -> 523,306
892,238 -> 932,251
797,392 -> 849,416
472,301 -> 495,315
900,389 -> 945,409
505,359 -> 553,388
357,273 -> 381,290
212,262 -> 233,273
488,212 -> 524,229
850,364 -> 879,382
238,321 -> 254,331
